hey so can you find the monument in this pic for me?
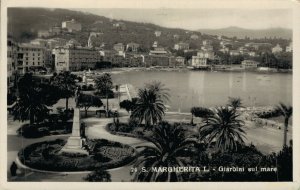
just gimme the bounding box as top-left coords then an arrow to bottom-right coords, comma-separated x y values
60,88 -> 89,155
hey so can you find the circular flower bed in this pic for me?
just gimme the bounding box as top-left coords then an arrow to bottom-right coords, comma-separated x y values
18,139 -> 136,172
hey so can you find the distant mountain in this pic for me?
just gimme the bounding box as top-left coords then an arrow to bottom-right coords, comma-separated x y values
198,26 -> 292,39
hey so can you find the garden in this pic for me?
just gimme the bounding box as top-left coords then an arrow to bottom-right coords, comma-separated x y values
18,139 -> 137,172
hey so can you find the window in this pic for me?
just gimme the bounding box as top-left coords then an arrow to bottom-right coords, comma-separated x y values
33,62 -> 35,65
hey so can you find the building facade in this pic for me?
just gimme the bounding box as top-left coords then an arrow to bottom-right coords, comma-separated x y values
272,44 -> 283,54
113,43 -> 125,52
126,43 -> 140,52
174,42 -> 189,51
241,60 -> 259,69
16,43 -> 50,74
7,37 -> 18,84
53,46 -> 100,72
62,19 -> 82,32
197,50 -> 215,60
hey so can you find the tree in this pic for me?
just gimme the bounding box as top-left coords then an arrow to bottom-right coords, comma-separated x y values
199,106 -> 246,152
77,94 -> 103,117
131,87 -> 166,130
83,169 -> 111,182
132,122 -> 197,182
190,107 -> 214,124
119,99 -> 136,113
145,81 -> 170,102
12,73 -> 54,125
51,71 -> 77,110
227,97 -> 243,110
275,103 -> 292,147
95,73 -> 113,115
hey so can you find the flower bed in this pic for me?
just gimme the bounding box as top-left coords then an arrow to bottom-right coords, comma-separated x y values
18,139 -> 136,172
17,122 -> 73,138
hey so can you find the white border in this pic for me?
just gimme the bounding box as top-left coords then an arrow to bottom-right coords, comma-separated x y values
1,0 -> 300,189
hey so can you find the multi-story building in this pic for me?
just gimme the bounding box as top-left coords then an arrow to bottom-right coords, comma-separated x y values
30,39 -> 49,48
248,51 -> 257,57
191,56 -> 208,68
144,55 -> 172,67
16,43 -> 50,74
272,44 -> 283,54
154,31 -> 161,37
174,42 -> 189,51
52,46 -> 100,72
47,38 -> 68,49
7,37 -> 18,84
126,42 -> 140,52
113,43 -> 125,52
174,56 -> 185,67
62,19 -> 82,32
197,50 -> 215,60
149,47 -> 168,55
241,60 -> 259,69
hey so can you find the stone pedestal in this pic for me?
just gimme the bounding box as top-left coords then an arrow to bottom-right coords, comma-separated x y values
60,108 -> 89,155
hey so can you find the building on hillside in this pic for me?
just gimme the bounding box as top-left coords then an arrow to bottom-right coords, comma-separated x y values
49,26 -> 62,35
272,44 -> 283,54
202,40 -> 212,46
190,34 -> 199,40
248,51 -> 257,57
66,39 -> 81,47
30,39 -> 49,48
219,47 -> 229,53
38,30 -> 51,38
197,50 -> 215,60
174,42 -> 189,51
286,42 -> 293,52
173,34 -> 180,39
16,43 -> 51,74
229,50 -> 240,56
191,56 -> 208,68
62,19 -> 82,32
245,42 -> 272,50
154,31 -> 162,37
113,43 -> 125,52
149,47 -> 168,55
144,55 -> 172,67
201,45 -> 213,51
7,37 -> 18,84
123,53 -> 144,67
241,60 -> 259,69
152,41 -> 158,48
113,22 -> 126,30
174,56 -> 185,67
52,46 -> 100,72
126,42 -> 140,52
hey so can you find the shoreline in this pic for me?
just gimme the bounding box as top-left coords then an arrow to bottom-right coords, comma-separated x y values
72,67 -> 292,75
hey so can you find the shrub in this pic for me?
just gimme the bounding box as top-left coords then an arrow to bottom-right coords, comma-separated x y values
84,169 -> 112,182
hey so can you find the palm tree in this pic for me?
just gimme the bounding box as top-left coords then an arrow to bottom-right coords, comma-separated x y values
95,73 -> 113,116
145,81 -> 170,102
132,122 -> 198,182
131,87 -> 166,130
227,97 -> 243,110
51,71 -> 76,110
13,73 -> 53,125
199,106 -> 246,152
275,103 -> 292,147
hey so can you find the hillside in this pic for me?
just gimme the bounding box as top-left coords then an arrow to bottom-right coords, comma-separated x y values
198,26 -> 292,40
8,8 -> 207,50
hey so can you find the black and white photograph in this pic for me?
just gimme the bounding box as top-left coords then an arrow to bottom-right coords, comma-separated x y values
1,0 -> 300,189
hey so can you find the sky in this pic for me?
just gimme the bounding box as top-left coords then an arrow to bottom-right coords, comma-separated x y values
76,8 -> 293,30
